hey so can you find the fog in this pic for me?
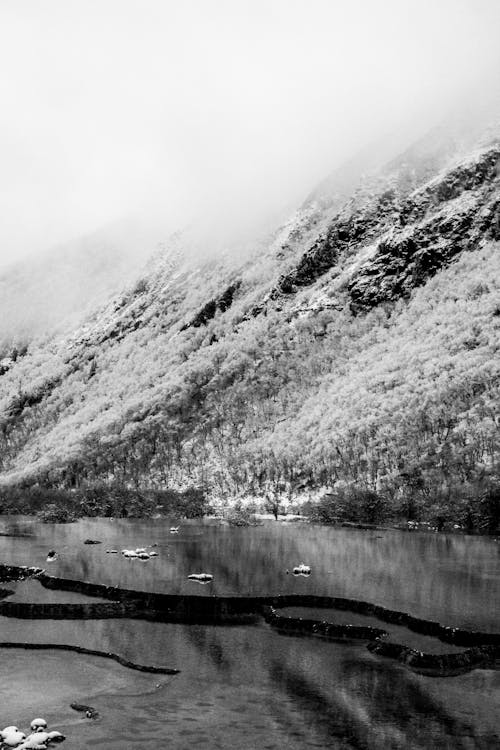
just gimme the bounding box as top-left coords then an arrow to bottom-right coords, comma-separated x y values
1,0 -> 500,273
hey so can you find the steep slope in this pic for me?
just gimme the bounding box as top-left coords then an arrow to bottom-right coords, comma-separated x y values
0,115 -> 499,526
0,217 -> 160,356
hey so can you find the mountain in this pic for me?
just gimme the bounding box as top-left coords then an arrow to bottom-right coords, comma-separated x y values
0,110 -> 499,529
0,217 -> 161,353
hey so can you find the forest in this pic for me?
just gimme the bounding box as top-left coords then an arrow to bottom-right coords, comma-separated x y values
0,132 -> 499,532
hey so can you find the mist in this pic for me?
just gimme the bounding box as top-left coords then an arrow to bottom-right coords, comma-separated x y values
0,0 -> 500,273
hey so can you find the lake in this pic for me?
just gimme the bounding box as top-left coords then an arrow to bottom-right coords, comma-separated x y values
0,516 -> 499,749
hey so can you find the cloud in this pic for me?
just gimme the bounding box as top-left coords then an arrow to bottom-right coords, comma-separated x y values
0,0 -> 499,269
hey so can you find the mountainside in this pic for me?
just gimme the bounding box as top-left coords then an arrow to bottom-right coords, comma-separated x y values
1,115 -> 499,528
0,218 -> 160,353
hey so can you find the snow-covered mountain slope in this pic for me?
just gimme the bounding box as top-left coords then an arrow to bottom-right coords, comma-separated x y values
0,218 -> 160,352
0,114 -> 499,524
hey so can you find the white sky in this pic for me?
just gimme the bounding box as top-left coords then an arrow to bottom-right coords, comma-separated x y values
0,0 -> 499,269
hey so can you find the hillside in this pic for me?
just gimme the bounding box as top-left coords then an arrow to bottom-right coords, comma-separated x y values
0,117 -> 499,529
0,218 -> 160,355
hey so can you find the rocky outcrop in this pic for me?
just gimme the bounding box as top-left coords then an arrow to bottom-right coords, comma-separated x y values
182,280 -> 241,330
348,198 -> 500,312
4,376 -> 63,420
265,144 -> 500,313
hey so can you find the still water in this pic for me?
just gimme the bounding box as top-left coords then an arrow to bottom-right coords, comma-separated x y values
0,516 -> 499,749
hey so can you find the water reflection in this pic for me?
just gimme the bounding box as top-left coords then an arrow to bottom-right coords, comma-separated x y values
0,517 -> 499,748
269,654 -> 498,750
2,518 -> 498,625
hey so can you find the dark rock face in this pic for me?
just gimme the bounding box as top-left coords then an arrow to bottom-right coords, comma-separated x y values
4,376 -> 62,420
182,280 -> 241,329
345,147 -> 500,311
273,236 -> 338,296
265,145 -> 500,312
349,207 -> 500,312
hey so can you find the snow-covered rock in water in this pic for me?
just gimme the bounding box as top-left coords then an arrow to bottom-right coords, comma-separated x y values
292,563 -> 311,576
188,573 -> 213,583
29,720 -> 47,732
19,731 -> 50,748
2,729 -> 26,746
1,727 -> 20,740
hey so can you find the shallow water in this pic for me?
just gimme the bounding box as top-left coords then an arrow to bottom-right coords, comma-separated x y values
0,516 -> 499,749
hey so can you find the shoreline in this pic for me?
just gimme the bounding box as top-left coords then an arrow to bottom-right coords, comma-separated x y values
0,510 -> 498,539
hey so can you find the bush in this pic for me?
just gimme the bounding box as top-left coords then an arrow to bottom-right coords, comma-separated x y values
76,485 -> 207,519
455,485 -> 500,532
37,503 -> 76,523
226,507 -> 260,526
0,483 -> 209,520
77,484 -> 158,518
149,487 -> 208,518
308,495 -> 339,524
477,486 -> 500,531
0,487 -> 78,516
308,486 -> 388,525
178,488 -> 208,518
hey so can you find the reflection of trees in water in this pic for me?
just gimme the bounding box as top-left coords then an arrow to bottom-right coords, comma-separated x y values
180,623 -> 232,676
6,591 -> 496,749
179,528 -> 308,596
268,655 -> 496,750
342,658 -> 496,749
28,521 -> 499,630
268,663 -> 372,749
77,615 -> 229,677
0,519 -> 34,537
174,525 -> 499,629
80,614 -> 489,750
10,520 -> 498,747
94,615 -> 255,679
56,552 -> 91,582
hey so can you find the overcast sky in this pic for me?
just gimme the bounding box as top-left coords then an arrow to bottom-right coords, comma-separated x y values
0,0 -> 499,270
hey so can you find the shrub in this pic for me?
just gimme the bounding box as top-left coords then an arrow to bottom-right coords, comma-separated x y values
309,486 -> 388,525
308,495 -> 339,524
147,487 -> 208,518
77,484 -> 156,518
226,507 -> 260,526
0,487 -> 78,516
37,503 -> 76,523
477,486 -> 500,531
